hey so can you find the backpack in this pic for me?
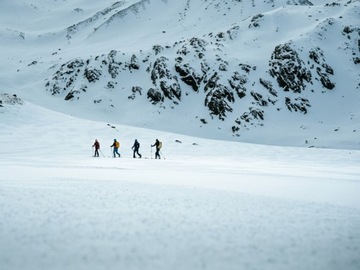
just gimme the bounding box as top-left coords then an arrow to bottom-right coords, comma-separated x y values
115,141 -> 120,148
158,141 -> 162,149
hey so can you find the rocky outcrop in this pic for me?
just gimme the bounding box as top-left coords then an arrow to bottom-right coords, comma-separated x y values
45,58 -> 85,96
150,57 -> 172,84
147,88 -> 163,104
149,57 -> 182,104
285,97 -> 311,114
205,84 -> 234,120
108,50 -> 122,79
249,14 -> 264,28
259,78 -> 278,98
45,35 -> 339,136
44,6 -> 346,138
341,25 -> 359,65
128,86 -> 142,100
84,67 -> 102,83
309,47 -> 335,90
232,107 -> 265,133
175,61 -> 202,92
228,71 -> 247,99
129,54 -> 140,70
0,93 -> 23,107
266,42 -> 336,122
269,43 -> 312,93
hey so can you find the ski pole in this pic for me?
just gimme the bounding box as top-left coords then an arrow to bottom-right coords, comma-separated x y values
99,149 -> 105,157
151,145 -> 153,159
160,150 -> 166,160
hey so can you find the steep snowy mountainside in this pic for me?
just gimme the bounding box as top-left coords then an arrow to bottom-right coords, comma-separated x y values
0,0 -> 359,149
0,0 -> 326,49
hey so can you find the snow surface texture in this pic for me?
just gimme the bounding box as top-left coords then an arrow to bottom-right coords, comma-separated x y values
1,0 -> 360,269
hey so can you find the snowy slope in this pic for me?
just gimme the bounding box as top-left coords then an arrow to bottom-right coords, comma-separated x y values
0,0 -> 359,148
1,96 -> 360,270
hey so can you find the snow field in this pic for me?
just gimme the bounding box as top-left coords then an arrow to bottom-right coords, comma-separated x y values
1,176 -> 360,270
1,101 -> 360,270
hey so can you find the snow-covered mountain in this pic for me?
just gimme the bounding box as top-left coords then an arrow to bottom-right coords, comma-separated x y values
1,0 -> 359,149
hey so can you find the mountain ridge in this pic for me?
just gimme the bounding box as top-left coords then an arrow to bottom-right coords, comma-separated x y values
0,0 -> 359,149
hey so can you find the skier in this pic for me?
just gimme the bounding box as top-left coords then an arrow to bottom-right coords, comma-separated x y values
132,139 -> 142,158
151,139 -> 162,159
92,139 -> 100,157
110,139 -> 121,158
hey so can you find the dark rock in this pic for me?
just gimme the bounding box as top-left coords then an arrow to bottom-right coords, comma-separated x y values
227,26 -> 240,40
228,71 -> 247,99
317,67 -> 335,90
67,59 -> 85,71
128,86 -> 142,100
107,81 -> 116,89
343,26 -> 353,34
160,81 -> 181,101
235,108 -> 265,129
322,63 -> 334,75
147,88 -> 164,104
269,43 -> 312,93
205,84 -> 234,120
259,78 -> 278,97
189,37 -> 207,51
108,50 -> 122,79
151,57 -> 172,85
249,14 -> 264,28
175,63 -> 202,92
84,67 -> 102,83
231,126 -> 240,133
285,97 -> 311,113
153,45 -> 164,55
28,61 -> 38,66
216,32 -> 225,40
129,54 -> 140,70
219,62 -> 228,71
325,2 -> 340,6
0,93 -> 23,105
309,47 -> 335,89
65,91 -> 75,100
228,71 -> 248,99
177,45 -> 191,56
204,72 -> 219,91
239,64 -> 253,73
251,91 -> 268,106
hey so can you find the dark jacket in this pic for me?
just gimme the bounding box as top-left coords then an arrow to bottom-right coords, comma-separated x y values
152,139 -> 161,150
132,140 -> 140,150
93,140 -> 100,150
